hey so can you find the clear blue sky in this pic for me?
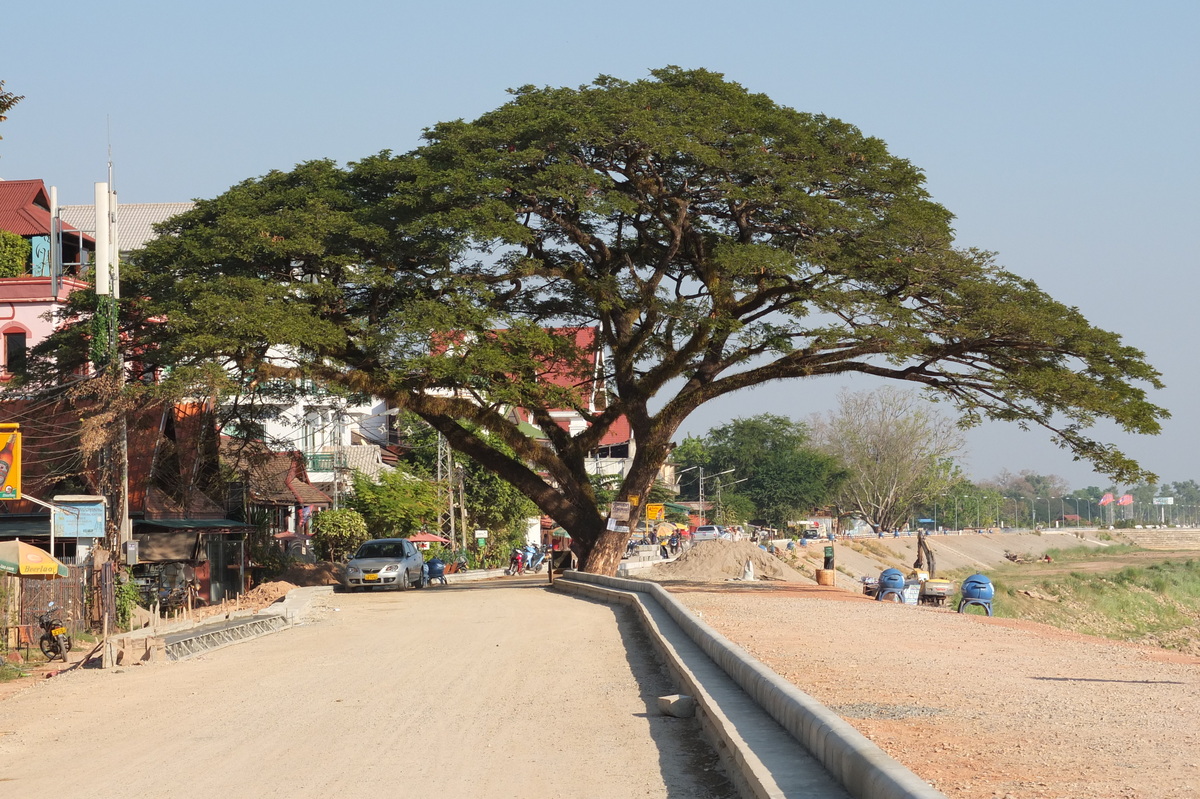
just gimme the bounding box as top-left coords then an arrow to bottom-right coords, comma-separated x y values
3,1 -> 1197,491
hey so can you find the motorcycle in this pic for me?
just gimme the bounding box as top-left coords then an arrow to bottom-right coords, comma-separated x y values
37,601 -> 71,663
505,548 -> 525,576
526,545 -> 548,574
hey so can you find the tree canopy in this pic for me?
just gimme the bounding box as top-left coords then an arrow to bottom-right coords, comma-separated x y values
675,414 -> 846,527
32,67 -> 1166,574
812,388 -> 965,534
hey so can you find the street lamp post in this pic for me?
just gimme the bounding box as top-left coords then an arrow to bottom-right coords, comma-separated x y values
701,469 -> 734,523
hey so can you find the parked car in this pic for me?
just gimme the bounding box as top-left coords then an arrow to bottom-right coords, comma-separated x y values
693,525 -> 724,542
342,538 -> 426,591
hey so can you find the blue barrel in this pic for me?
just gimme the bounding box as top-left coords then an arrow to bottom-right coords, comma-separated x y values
961,573 -> 995,601
878,568 -> 906,592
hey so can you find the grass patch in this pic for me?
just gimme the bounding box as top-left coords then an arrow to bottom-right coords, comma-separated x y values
991,558 -> 1200,652
0,661 -> 29,682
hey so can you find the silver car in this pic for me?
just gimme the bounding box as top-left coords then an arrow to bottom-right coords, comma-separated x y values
342,538 -> 426,591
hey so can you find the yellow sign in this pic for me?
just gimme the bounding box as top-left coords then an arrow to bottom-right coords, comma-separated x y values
646,503 -> 664,520
0,426 -> 21,500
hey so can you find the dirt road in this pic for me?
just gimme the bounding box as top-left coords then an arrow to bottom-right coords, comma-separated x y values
674,584 -> 1200,799
0,578 -> 735,799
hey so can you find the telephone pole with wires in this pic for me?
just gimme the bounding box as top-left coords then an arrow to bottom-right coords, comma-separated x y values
92,161 -> 131,550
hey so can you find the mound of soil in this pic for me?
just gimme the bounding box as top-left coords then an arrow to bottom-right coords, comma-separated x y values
189,580 -> 299,621
646,540 -> 809,583
278,562 -> 342,586
240,580 -> 297,606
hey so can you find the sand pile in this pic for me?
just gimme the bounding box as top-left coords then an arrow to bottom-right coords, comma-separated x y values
646,540 -> 809,583
190,580 -> 298,621
279,562 -> 341,586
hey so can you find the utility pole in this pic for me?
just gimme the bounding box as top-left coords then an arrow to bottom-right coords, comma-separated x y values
94,178 -> 130,550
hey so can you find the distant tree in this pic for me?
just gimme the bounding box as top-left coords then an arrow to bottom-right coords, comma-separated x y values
813,388 -> 965,576
931,481 -> 1003,530
670,436 -> 709,501
994,470 -> 1070,504
31,68 -> 1167,575
677,414 -> 846,527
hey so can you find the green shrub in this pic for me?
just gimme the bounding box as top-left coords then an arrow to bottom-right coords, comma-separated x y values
0,230 -> 29,277
114,570 -> 143,630
311,508 -> 370,562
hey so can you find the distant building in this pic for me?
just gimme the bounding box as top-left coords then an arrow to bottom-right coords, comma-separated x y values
0,179 -> 96,379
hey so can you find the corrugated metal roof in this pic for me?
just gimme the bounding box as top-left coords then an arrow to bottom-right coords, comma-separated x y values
58,202 -> 194,252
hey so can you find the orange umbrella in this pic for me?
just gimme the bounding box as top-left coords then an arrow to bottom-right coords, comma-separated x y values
0,540 -> 69,578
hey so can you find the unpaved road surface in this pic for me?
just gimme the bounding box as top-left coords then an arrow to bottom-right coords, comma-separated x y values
0,578 -> 735,799
673,582 -> 1200,799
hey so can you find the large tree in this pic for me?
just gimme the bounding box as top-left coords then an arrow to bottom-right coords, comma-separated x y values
33,67 -> 1165,574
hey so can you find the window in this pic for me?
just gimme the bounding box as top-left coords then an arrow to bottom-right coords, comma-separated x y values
3,331 -> 26,376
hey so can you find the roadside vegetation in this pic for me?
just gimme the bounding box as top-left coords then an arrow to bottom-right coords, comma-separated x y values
989,548 -> 1200,654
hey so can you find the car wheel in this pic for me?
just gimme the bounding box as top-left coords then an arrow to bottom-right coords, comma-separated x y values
398,569 -> 410,591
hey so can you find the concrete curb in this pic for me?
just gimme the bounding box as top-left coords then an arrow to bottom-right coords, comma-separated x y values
558,571 -> 947,799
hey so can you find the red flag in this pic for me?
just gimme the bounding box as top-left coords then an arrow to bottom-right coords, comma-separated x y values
1118,494 -> 1134,506
1098,493 -> 1114,506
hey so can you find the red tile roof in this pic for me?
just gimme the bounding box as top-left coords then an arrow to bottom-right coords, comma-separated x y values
0,179 -> 93,242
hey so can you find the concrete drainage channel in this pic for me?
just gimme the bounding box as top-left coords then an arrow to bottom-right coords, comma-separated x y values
163,614 -> 290,661
554,571 -> 948,799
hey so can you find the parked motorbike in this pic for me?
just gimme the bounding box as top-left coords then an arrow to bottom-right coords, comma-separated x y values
526,545 -> 548,574
37,601 -> 71,663
505,548 -> 525,576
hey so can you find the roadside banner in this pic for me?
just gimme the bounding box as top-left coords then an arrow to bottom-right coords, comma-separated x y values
0,426 -> 21,500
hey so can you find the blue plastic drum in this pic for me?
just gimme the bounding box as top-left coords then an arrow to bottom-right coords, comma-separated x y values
960,573 -> 995,601
878,568 -> 906,592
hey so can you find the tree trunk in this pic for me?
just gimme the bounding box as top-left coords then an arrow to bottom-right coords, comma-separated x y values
579,528 -> 628,575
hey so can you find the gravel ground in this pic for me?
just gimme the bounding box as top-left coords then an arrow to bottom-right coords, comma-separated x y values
671,583 -> 1200,799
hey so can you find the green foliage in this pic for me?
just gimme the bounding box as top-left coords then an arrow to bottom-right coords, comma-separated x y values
0,229 -> 29,278
30,67 -> 1167,572
676,414 -> 846,526
397,413 -> 538,540
991,552 -> 1200,651
347,469 -> 442,539
0,80 -> 22,141
310,508 -> 370,562
114,570 -> 143,630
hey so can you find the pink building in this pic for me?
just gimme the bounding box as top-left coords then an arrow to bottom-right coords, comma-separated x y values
0,179 -> 94,380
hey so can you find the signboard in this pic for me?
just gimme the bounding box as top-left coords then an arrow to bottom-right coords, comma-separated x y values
1153,497 -> 1174,505
0,425 -> 22,500
475,529 -> 489,538
609,501 -> 631,522
824,546 -> 835,559
645,503 -> 664,520
51,496 -> 107,539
